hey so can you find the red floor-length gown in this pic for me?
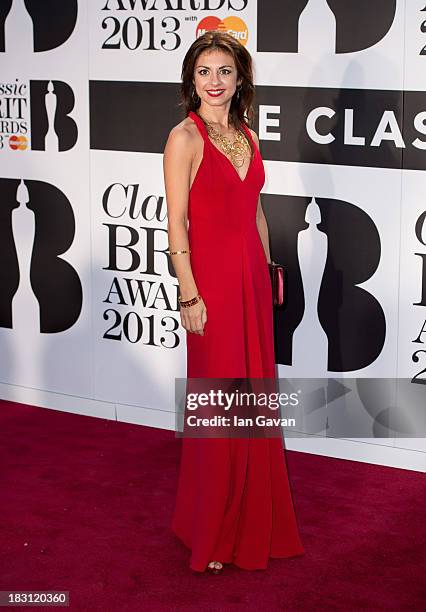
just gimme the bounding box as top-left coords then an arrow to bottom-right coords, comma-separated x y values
171,110 -> 305,571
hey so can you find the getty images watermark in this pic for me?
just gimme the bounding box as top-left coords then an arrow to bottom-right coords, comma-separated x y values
185,387 -> 299,429
174,377 -> 426,439
175,377 -> 300,438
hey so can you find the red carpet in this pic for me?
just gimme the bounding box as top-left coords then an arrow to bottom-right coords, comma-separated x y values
0,399 -> 425,611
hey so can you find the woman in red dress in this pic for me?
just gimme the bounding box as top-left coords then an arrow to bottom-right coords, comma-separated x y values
163,31 -> 304,574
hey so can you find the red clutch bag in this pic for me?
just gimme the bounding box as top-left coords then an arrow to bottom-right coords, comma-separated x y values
268,261 -> 285,307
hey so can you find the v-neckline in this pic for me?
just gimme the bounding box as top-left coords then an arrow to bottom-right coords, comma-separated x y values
190,111 -> 255,184
209,137 -> 254,183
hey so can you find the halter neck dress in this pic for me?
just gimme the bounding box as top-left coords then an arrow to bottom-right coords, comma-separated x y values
171,110 -> 305,571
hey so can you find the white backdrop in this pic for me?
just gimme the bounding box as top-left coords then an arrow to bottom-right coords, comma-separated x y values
1,0 -> 425,471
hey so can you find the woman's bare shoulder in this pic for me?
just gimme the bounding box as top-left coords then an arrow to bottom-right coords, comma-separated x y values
166,115 -> 198,147
163,116 -> 200,166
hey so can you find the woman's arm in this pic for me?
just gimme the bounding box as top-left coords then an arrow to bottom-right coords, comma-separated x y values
163,127 -> 198,300
256,195 -> 271,264
163,126 -> 207,335
250,129 -> 271,264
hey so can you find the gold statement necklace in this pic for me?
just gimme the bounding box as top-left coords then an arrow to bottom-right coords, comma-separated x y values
196,111 -> 251,169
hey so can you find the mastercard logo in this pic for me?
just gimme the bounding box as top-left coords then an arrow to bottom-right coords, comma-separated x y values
9,135 -> 28,151
196,16 -> 249,46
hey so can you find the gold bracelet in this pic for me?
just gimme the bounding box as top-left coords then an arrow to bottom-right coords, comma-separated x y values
178,294 -> 201,308
168,249 -> 191,255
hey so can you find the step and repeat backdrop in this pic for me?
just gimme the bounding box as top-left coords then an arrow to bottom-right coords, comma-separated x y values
1,0 -> 425,468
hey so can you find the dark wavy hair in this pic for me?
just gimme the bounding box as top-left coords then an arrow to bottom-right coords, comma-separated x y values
179,31 -> 256,154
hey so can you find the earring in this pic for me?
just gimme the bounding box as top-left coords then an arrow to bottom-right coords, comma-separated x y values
236,84 -> 242,100
192,86 -> 200,104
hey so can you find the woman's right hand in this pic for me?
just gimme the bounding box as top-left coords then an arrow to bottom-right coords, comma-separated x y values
180,297 -> 207,335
